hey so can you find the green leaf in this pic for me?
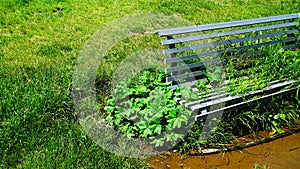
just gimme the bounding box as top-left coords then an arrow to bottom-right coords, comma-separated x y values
274,114 -> 286,120
167,118 -> 176,124
180,87 -> 191,99
173,118 -> 182,128
190,92 -> 198,100
142,128 -> 153,137
151,138 -> 164,147
214,67 -> 223,75
136,121 -> 147,130
104,106 -> 114,112
114,114 -> 124,125
106,99 -> 115,106
154,125 -> 162,135
195,80 -> 206,90
151,116 -> 161,124
166,132 -> 175,142
166,132 -> 184,142
179,114 -> 188,122
166,109 -> 177,119
208,73 -> 221,82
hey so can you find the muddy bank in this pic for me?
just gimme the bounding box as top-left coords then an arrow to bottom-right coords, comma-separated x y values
149,131 -> 300,169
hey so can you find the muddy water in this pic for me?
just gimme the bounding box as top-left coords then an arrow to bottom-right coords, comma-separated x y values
149,131 -> 300,169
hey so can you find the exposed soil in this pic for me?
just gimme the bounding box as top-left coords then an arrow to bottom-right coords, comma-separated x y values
149,130 -> 300,169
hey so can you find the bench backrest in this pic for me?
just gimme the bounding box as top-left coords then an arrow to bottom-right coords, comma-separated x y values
155,13 -> 300,88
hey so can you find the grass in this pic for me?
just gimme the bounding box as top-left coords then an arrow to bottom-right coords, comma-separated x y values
1,0 -> 299,168
253,162 -> 271,169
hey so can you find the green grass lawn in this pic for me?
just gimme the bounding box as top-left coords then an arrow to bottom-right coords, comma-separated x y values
0,0 -> 299,168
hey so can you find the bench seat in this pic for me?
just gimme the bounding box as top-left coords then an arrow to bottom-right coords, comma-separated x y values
155,13 -> 300,120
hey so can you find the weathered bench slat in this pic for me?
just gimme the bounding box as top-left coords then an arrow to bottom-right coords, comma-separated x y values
162,22 -> 298,45
156,13 -> 298,36
195,87 -> 298,121
164,29 -> 300,55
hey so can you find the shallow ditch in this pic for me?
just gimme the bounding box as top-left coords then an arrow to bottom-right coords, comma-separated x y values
149,129 -> 300,169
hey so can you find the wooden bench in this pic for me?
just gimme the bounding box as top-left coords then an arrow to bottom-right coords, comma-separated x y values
155,13 -> 300,121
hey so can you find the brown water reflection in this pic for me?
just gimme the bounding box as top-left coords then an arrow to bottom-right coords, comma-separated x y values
149,131 -> 300,169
